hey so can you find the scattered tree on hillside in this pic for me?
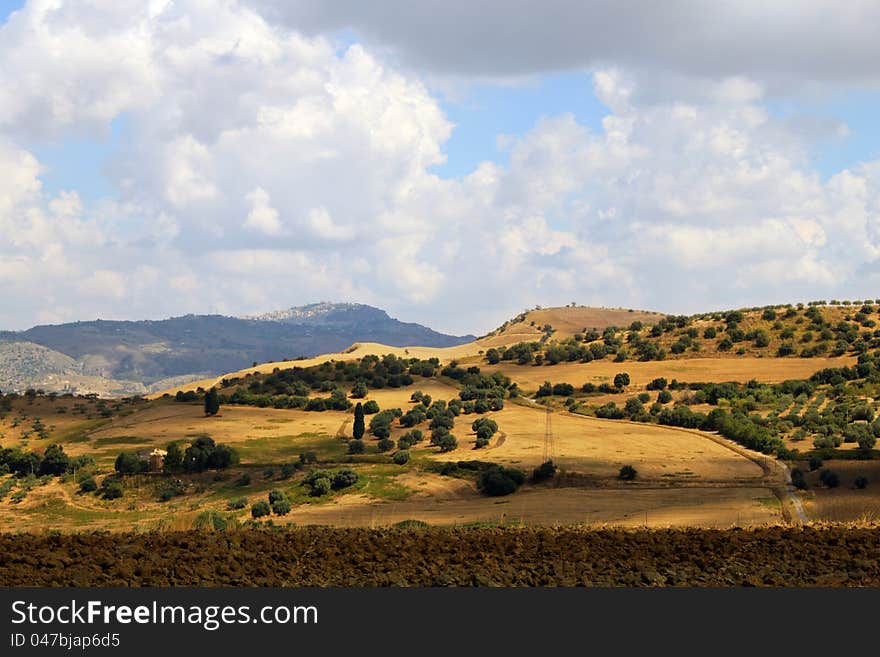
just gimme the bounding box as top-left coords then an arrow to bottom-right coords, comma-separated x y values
353,402 -> 365,440
204,387 -> 221,416
613,373 -> 630,390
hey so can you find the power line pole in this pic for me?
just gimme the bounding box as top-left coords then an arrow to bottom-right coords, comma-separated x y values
542,401 -> 556,464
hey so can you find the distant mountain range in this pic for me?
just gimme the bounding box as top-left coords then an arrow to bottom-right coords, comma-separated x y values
0,303 -> 475,396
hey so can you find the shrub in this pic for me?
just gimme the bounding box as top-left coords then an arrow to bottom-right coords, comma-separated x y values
393,450 -> 411,465
854,476 -> 869,490
618,465 -> 637,481
227,497 -> 247,510
363,400 -> 380,414
347,439 -> 365,454
657,390 -> 673,404
435,433 -> 457,453
376,438 -> 395,452
790,468 -> 808,490
235,473 -> 251,487
332,469 -> 359,490
613,373 -> 630,389
311,476 -> 332,496
269,490 -> 291,516
251,501 -> 271,518
477,465 -> 526,496
808,457 -> 823,472
299,451 -> 318,465
78,477 -> 97,493
646,377 -> 668,391
819,469 -> 840,488
531,460 -> 557,483
100,480 -> 124,500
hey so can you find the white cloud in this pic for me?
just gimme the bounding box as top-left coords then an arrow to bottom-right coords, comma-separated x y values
244,187 -> 282,235
3,2 -> 880,335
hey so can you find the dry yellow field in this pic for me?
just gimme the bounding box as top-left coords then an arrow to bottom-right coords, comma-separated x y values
480,356 -> 856,392
522,306 -> 666,338
451,402 -> 768,482
281,484 -> 781,528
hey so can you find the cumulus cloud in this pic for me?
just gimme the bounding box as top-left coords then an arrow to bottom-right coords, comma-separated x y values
2,1 -> 880,335
247,0 -> 880,95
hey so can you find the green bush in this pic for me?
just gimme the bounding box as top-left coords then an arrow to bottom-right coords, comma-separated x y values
531,460 -> 557,483
100,480 -> 124,500
393,450 -> 411,465
348,439 -> 365,454
854,476 -> 869,489
790,468 -> 808,490
819,469 -> 840,488
377,438 -> 395,452
269,490 -> 292,516
332,469 -> 359,490
311,477 -> 332,496
251,500 -> 271,518
78,477 -> 97,493
227,497 -> 248,510
618,465 -> 637,481
477,465 -> 525,497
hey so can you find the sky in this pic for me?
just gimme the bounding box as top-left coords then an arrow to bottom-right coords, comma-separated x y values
2,2 -> 880,335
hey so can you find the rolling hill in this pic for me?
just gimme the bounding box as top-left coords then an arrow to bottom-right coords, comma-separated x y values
0,303 -> 474,395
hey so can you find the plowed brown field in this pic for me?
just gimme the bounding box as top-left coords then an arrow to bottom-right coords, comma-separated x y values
1,526 -> 878,586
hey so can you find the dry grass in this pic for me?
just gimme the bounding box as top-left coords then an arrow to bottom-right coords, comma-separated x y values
481,356 -> 856,392
522,306 -> 666,338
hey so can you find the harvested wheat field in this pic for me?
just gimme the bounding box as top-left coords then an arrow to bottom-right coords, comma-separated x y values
465,402 -> 769,481
2,525 -> 879,586
482,356 -> 856,392
276,484 -> 781,528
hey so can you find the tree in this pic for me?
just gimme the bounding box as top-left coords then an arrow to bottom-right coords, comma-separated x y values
163,442 -> 183,474
38,444 -> 70,476
332,469 -> 359,490
348,439 -> 365,454
393,450 -> 410,465
363,400 -> 380,414
433,431 -> 457,453
854,476 -> 869,490
478,465 -> 525,496
114,451 -> 145,476
268,490 -> 291,515
78,477 -> 98,493
613,372 -> 630,390
531,460 -> 557,482
350,382 -> 368,399
657,390 -> 673,404
819,469 -> 840,488
100,478 -> 124,499
251,501 -> 271,518
618,465 -> 637,481
352,402 -> 365,440
204,387 -> 221,416
486,348 -> 501,365
377,438 -> 394,452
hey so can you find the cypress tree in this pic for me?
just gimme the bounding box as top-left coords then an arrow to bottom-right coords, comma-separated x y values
204,387 -> 221,416
353,402 -> 365,440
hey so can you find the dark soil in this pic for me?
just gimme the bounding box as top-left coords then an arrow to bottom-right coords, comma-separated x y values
2,526 -> 879,586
